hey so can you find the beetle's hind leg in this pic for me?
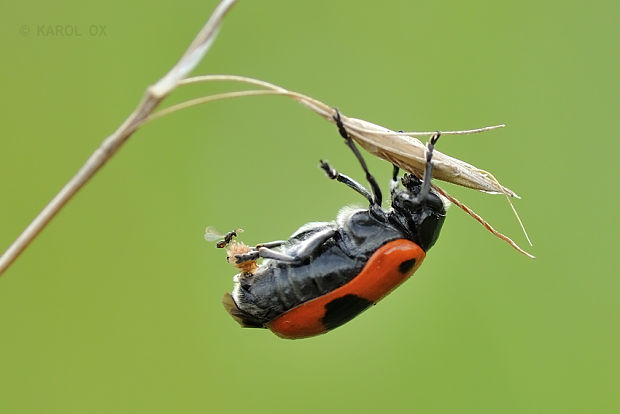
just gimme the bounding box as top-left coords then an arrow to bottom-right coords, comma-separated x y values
235,248 -> 296,264
256,240 -> 286,249
231,239 -> 286,263
235,228 -> 337,264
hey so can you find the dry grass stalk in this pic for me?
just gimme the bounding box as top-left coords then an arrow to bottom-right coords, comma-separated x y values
0,0 -> 238,276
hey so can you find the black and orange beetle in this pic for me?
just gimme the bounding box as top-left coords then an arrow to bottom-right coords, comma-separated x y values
216,110 -> 446,339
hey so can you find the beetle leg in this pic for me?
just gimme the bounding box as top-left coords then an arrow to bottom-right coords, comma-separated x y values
235,228 -> 337,264
392,164 -> 400,181
390,164 -> 400,195
417,132 -> 441,201
291,228 -> 337,259
390,131 -> 403,198
320,160 -> 373,204
240,248 -> 297,263
256,240 -> 286,249
234,250 -> 260,263
233,240 -> 286,263
333,108 -> 383,207
234,245 -> 297,264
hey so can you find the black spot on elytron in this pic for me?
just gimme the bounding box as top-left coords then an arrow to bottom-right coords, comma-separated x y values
398,258 -> 416,274
321,294 -> 373,331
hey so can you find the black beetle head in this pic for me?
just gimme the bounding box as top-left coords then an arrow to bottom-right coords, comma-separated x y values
390,173 -> 446,251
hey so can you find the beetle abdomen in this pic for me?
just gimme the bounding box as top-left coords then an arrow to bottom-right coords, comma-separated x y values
231,244 -> 365,324
267,239 -> 425,339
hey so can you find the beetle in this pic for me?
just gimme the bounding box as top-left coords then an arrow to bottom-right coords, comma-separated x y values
218,109 -> 447,339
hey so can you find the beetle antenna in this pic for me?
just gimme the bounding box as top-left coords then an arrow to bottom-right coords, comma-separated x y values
416,132 -> 441,201
333,108 -> 383,206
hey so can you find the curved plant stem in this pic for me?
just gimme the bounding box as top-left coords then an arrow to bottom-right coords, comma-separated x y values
0,1 -> 534,277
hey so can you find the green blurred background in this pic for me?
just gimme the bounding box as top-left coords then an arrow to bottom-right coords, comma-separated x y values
1,0 -> 618,413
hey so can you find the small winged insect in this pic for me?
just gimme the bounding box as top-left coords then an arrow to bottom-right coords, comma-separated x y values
204,227 -> 243,249
205,227 -> 259,275
209,109 -> 450,339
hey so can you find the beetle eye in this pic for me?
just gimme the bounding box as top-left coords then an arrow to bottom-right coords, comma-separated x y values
423,193 -> 445,212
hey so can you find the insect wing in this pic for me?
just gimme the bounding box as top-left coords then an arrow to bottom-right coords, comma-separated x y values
204,226 -> 225,242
